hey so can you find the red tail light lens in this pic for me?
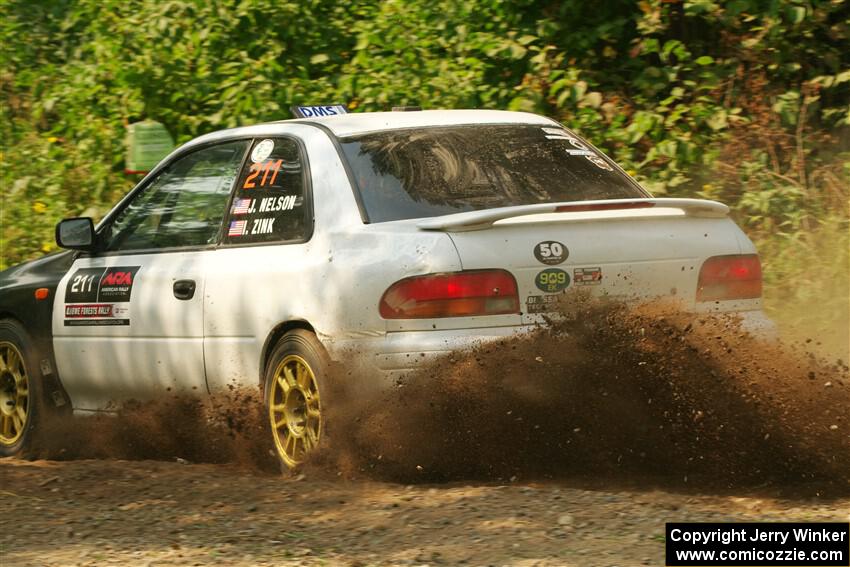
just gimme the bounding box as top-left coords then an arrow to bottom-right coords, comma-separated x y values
696,254 -> 762,302
379,270 -> 520,319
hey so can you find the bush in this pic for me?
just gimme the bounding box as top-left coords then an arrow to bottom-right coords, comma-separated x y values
1,0 -> 847,351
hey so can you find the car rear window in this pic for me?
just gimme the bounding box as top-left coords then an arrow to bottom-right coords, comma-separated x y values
339,124 -> 646,223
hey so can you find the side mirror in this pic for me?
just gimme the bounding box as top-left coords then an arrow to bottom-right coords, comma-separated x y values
55,217 -> 96,251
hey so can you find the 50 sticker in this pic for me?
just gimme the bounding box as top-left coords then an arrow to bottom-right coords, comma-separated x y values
534,241 -> 568,265
535,268 -> 570,292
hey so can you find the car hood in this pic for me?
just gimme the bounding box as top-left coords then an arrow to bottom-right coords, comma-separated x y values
0,251 -> 76,291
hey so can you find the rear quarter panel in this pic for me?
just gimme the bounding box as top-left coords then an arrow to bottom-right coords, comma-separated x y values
447,210 -> 760,321
201,126 -> 463,391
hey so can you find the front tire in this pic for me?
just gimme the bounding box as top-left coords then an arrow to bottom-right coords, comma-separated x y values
263,329 -> 330,468
0,319 -> 44,457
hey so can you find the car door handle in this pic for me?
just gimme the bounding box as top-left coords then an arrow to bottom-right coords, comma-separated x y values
173,279 -> 196,300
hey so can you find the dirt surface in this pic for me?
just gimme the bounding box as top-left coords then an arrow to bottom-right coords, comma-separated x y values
2,300 -> 849,565
2,458 -> 849,567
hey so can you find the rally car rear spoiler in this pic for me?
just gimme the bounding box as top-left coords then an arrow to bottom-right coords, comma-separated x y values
416,198 -> 730,232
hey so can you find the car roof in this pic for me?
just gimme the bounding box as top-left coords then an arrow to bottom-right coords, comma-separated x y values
181,109 -> 561,155
288,109 -> 559,137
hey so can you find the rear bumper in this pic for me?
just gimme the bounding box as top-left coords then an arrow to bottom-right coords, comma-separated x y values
326,310 -> 776,384
728,309 -> 777,337
326,325 -> 532,387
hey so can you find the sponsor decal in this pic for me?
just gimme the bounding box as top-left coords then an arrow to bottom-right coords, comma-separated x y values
65,318 -> 129,327
585,155 -> 613,171
291,104 -> 348,118
525,294 -> 559,314
64,266 -> 138,326
65,304 -> 114,318
231,198 -> 253,215
64,303 -> 130,326
98,267 -> 139,302
534,241 -> 568,265
541,127 -> 613,171
250,139 -> 275,163
65,266 -> 140,303
535,268 -> 570,292
574,267 -> 603,286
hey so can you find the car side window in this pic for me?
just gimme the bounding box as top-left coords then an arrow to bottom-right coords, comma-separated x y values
102,140 -> 249,252
222,137 -> 310,245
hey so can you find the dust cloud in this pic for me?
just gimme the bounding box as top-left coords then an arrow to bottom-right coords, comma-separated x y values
32,297 -> 850,495
34,388 -> 280,473
315,297 -> 850,494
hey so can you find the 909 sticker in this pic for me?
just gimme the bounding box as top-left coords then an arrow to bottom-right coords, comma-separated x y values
535,268 -> 570,292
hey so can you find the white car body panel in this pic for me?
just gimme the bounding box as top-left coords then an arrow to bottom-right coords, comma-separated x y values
52,250 -> 208,408
445,210 -> 753,319
48,110 -> 768,410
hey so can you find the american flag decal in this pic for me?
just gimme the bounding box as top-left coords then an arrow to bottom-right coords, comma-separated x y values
231,198 -> 252,215
228,220 -> 247,237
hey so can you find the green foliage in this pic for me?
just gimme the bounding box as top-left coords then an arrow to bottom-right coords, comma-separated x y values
756,214 -> 849,357
1,0 -> 848,346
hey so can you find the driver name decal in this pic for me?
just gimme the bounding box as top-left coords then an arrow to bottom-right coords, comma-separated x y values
64,266 -> 140,326
258,195 -> 298,213
228,217 -> 278,237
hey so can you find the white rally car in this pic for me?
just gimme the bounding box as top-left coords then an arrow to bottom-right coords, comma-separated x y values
0,109 -> 767,467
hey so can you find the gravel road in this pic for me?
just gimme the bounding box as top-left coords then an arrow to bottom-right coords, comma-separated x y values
2,458 -> 849,566
3,305 -> 848,566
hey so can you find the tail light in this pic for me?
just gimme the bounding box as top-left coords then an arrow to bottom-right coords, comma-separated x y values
696,254 -> 762,302
379,270 -> 519,319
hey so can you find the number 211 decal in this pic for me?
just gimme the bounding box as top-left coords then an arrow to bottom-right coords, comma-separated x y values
243,160 -> 283,189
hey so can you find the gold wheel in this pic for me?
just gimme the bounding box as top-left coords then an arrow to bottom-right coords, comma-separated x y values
0,341 -> 29,447
268,354 -> 321,467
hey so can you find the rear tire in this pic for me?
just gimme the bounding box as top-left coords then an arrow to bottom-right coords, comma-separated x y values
263,329 -> 330,469
0,319 -> 46,457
